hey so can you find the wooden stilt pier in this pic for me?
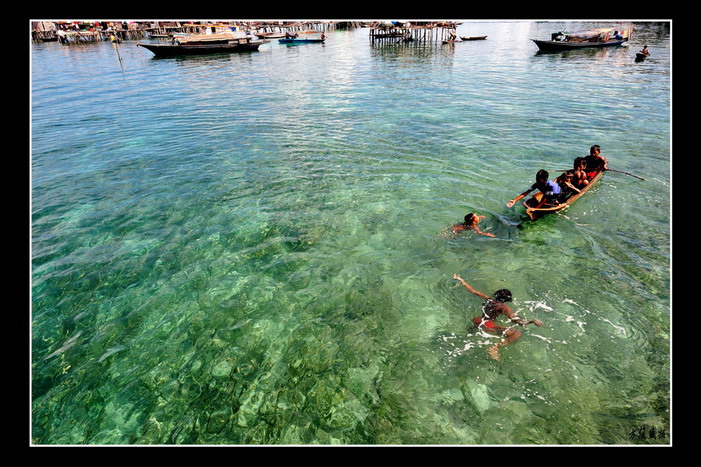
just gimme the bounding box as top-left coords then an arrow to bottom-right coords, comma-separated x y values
32,22 -> 149,44
369,21 -> 460,44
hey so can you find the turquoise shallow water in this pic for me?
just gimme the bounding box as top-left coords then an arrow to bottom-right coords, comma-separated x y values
31,21 -> 670,444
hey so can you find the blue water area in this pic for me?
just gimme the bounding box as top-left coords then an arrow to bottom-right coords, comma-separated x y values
31,21 -> 670,445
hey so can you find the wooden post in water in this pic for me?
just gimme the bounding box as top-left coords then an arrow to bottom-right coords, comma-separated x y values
111,35 -> 124,70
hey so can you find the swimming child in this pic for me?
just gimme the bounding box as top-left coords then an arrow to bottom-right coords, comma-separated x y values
453,274 -> 543,360
448,213 -> 495,238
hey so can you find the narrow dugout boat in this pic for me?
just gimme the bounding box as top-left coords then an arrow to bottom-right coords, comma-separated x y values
443,35 -> 487,44
523,170 -> 604,220
278,38 -> 325,44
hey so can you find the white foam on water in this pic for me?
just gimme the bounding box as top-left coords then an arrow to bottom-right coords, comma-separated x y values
599,317 -> 628,337
565,315 -> 587,333
523,300 -> 554,313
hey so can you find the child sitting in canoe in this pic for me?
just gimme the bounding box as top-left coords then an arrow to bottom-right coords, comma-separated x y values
444,213 -> 495,238
571,157 -> 590,188
584,144 -> 608,179
555,171 -> 581,201
506,169 -> 561,209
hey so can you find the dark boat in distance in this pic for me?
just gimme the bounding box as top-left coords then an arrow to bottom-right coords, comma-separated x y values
532,26 -> 632,51
137,34 -> 262,56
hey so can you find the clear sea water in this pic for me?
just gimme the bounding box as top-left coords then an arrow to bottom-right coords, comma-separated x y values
31,21 -> 671,445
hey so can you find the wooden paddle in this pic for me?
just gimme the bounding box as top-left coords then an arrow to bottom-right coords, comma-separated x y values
606,168 -> 645,180
552,168 -> 645,181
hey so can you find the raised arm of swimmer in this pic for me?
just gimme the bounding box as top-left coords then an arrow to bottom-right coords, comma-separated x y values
453,274 -> 490,299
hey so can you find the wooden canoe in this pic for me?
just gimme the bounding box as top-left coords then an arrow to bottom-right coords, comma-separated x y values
443,35 -> 487,44
278,38 -> 325,44
522,170 -> 604,220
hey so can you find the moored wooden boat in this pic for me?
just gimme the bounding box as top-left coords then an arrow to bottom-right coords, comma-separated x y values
533,38 -> 626,51
522,170 -> 604,220
533,26 -> 632,51
137,38 -> 262,56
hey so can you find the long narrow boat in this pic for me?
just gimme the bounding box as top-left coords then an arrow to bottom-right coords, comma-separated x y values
443,35 -> 488,44
137,38 -> 262,56
522,170 -> 604,220
532,26 -> 632,52
533,38 -> 627,51
278,38 -> 325,44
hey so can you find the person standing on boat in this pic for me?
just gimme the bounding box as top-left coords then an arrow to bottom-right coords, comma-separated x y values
506,170 -> 561,209
584,145 -> 608,180
453,275 -> 543,360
